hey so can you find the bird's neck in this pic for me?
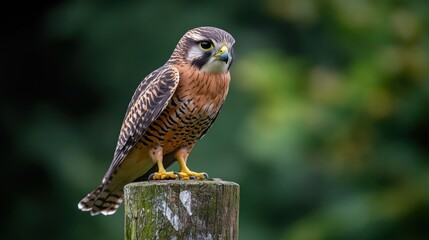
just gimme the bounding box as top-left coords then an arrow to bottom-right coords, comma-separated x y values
174,64 -> 230,100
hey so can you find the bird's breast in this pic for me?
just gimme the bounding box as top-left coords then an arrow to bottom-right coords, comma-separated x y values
153,97 -> 217,153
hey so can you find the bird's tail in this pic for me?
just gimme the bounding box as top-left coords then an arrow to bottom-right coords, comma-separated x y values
78,183 -> 124,216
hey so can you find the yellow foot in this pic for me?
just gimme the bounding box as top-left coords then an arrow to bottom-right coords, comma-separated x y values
148,171 -> 178,180
178,171 -> 209,180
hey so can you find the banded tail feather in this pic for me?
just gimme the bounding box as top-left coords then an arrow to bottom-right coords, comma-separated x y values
78,183 -> 124,216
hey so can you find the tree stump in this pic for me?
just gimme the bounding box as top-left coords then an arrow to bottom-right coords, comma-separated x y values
124,179 -> 240,240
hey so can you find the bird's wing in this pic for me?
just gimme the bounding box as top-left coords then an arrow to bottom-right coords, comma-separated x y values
103,64 -> 180,181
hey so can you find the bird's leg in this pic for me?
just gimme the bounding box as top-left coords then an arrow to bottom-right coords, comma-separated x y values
175,148 -> 208,180
148,146 -> 177,180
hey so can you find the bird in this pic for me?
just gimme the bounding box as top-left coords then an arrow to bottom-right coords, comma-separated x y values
78,26 -> 235,216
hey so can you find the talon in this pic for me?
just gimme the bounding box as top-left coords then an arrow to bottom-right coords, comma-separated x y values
148,173 -> 155,181
203,173 -> 209,179
189,176 -> 196,180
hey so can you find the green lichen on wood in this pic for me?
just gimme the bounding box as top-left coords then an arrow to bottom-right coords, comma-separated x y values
124,179 -> 239,240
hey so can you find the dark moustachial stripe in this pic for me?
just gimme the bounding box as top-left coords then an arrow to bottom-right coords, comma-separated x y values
191,51 -> 211,69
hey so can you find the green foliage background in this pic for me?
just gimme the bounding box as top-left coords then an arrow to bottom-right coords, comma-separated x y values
3,0 -> 429,239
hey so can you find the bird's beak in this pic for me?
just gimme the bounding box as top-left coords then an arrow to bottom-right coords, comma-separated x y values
215,45 -> 229,63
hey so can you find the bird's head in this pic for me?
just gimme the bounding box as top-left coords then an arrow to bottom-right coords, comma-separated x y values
169,26 -> 235,74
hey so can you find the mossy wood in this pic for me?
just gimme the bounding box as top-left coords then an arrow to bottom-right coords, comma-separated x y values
124,179 -> 239,240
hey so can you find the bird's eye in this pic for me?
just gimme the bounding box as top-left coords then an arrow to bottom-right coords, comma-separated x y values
199,41 -> 213,50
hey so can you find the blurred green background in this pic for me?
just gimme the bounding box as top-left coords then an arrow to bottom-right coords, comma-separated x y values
3,0 -> 429,239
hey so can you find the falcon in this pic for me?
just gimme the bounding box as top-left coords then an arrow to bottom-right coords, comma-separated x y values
78,26 -> 235,216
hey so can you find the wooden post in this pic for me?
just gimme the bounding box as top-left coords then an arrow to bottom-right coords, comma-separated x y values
124,179 -> 240,240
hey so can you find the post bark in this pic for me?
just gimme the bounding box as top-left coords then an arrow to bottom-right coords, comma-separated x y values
124,179 -> 240,240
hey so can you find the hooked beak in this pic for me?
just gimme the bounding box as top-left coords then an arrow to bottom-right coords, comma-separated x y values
215,45 -> 229,63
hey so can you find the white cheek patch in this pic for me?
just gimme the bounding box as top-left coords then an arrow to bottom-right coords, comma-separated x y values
186,46 -> 203,62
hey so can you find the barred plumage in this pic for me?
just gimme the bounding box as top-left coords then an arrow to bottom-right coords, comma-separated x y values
78,26 -> 235,216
